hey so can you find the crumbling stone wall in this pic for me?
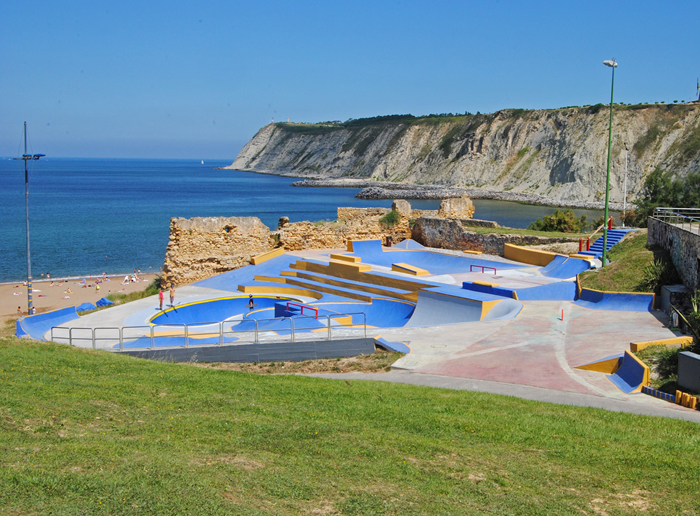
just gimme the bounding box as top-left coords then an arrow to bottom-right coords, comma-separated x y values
412,216 -> 577,256
163,197 -> 481,285
276,204 -> 412,251
162,217 -> 273,286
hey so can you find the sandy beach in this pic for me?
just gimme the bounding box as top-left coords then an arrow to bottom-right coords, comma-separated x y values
1,274 -> 159,327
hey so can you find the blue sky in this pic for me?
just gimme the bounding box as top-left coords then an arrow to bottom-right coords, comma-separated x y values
2,0 -> 698,159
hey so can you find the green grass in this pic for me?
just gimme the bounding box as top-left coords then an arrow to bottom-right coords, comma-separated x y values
463,224 -> 586,239
579,232 -> 654,292
107,277 -> 161,306
2,338 -> 700,514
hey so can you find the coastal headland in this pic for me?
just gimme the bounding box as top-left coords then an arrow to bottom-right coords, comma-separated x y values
227,104 -> 700,207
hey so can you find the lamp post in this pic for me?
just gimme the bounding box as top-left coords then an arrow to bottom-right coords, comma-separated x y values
601,59 -> 617,267
622,142 -> 628,227
21,122 -> 45,316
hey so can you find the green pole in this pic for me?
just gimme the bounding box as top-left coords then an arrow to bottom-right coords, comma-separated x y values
602,62 -> 616,267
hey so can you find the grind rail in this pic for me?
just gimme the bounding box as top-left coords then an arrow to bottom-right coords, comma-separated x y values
50,312 -> 367,350
653,207 -> 700,235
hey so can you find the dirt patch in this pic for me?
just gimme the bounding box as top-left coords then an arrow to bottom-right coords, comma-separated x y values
194,351 -> 403,375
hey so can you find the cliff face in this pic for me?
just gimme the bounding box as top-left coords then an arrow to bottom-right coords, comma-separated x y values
228,105 -> 700,204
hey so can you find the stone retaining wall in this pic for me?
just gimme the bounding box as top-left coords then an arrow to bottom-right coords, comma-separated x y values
648,217 -> 700,290
411,216 -> 577,256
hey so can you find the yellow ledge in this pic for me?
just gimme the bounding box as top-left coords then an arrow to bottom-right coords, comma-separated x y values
330,253 -> 361,263
251,248 -> 285,265
392,263 -> 429,276
630,336 -> 693,352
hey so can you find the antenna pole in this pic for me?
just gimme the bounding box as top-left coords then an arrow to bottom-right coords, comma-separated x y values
23,122 -> 35,315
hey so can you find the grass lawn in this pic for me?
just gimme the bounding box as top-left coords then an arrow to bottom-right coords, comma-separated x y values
2,338 -> 699,515
579,231 -> 653,292
463,225 -> 586,239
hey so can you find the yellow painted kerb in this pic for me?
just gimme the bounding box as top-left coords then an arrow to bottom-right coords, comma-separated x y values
251,248 -> 285,265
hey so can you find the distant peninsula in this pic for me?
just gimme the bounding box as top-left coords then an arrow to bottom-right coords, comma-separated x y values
226,105 -> 700,207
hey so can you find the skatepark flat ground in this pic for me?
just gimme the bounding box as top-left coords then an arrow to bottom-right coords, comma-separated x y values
29,245 -> 699,419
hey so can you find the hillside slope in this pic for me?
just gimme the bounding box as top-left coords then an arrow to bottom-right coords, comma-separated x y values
228,104 -> 700,204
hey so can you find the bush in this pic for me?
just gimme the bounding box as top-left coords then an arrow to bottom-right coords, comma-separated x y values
629,169 -> 700,227
638,258 -> 681,294
379,210 -> 401,226
528,209 -> 589,233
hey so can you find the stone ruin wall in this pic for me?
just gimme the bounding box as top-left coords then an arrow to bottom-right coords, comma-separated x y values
162,196 -> 476,286
162,217 -> 273,286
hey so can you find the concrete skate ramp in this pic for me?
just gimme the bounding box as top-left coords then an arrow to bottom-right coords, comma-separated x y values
311,299 -> 415,328
575,288 -> 654,312
17,306 -> 80,341
540,255 -> 591,279
606,350 -> 650,394
516,281 -> 577,301
151,296 -> 297,325
351,248 -> 524,275
405,288 -> 522,327
391,239 -> 425,250
347,239 -> 384,258
194,254 -> 295,293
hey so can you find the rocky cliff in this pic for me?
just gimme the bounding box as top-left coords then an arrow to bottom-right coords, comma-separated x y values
228,104 -> 700,205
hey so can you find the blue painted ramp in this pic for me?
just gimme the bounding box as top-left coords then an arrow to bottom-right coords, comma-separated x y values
405,289 -> 522,327
516,281 -> 577,301
194,255 -> 295,293
151,296 -> 287,325
374,337 -> 411,354
540,256 -> 591,279
350,249 -> 525,275
349,239 -> 384,258
575,289 -> 654,312
391,239 -> 425,250
311,299 -> 415,328
17,307 -> 80,341
606,350 -> 649,394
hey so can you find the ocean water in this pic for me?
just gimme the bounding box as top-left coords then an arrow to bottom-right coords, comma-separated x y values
0,158 -> 607,283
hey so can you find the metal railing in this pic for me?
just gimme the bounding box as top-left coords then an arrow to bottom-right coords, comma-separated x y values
50,312 -> 367,350
653,207 -> 700,234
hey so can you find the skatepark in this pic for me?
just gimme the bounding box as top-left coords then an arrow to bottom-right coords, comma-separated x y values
16,236 -> 697,418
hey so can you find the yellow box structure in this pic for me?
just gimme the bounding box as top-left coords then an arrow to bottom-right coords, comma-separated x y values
473,280 -> 499,287
503,244 -> 560,266
330,253 -> 361,263
630,336 -> 693,353
463,250 -> 483,255
392,263 -> 429,276
251,248 -> 285,265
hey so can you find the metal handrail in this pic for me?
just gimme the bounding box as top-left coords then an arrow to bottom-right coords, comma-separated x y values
587,223 -> 606,243
653,208 -> 700,233
49,312 -> 368,350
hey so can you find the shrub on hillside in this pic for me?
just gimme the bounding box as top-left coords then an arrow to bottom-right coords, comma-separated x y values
630,169 -> 700,227
379,209 -> 401,226
528,209 -> 589,233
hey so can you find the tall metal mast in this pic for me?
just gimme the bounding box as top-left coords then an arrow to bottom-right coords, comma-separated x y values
21,123 -> 45,316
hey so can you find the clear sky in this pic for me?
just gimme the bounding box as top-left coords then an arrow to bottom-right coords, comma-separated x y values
2,0 -> 699,159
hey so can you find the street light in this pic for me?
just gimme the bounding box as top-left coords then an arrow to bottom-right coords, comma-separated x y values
602,59 -> 617,267
20,122 -> 45,315
622,142 -> 628,227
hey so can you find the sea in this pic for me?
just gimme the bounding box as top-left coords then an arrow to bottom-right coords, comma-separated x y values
0,158 -> 609,283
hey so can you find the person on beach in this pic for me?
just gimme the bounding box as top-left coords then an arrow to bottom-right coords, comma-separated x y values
169,286 -> 175,307
159,288 -> 164,310
96,283 -> 100,293
17,306 -> 22,316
